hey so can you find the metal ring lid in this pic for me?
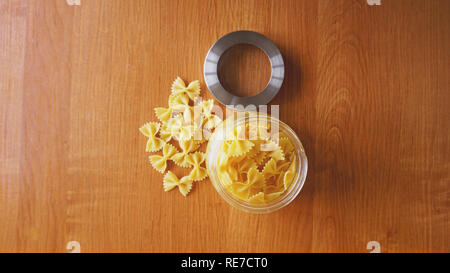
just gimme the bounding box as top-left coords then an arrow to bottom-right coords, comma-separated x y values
203,31 -> 284,110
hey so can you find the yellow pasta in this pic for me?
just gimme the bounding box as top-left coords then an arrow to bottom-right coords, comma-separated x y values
170,94 -> 194,124
217,153 -> 236,186
149,143 -> 178,173
159,125 -> 173,142
265,191 -> 284,202
226,167 -> 265,201
279,137 -> 295,154
222,139 -> 254,157
154,107 -> 172,123
163,171 -> 193,197
198,99 -> 222,129
140,76 -> 223,198
247,120 -> 271,140
171,77 -> 200,101
245,142 -> 267,167
221,126 -> 255,157
262,158 -> 279,178
255,153 -> 269,168
264,141 -> 285,161
218,171 -> 234,187
139,122 -> 164,152
186,152 -> 208,181
168,92 -> 190,108
236,158 -> 258,175
166,114 -> 194,141
248,192 -> 265,204
172,139 -> 200,168
216,120 -> 298,204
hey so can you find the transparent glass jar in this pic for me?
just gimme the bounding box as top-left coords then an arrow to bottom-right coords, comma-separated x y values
206,115 -> 308,214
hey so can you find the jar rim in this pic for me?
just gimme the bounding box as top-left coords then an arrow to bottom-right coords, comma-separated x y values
206,115 -> 308,214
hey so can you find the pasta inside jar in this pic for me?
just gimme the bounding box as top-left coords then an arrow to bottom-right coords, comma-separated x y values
206,114 -> 308,213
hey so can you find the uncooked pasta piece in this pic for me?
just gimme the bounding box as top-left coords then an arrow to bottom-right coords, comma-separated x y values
222,125 -> 255,154
149,143 -> 178,173
246,141 -> 268,166
253,151 -> 268,166
217,153 -> 236,185
171,77 -> 200,101
163,171 -> 193,197
222,140 -> 254,157
166,114 -> 194,141
169,92 -> 190,108
139,122 -> 164,152
171,99 -> 194,124
218,169 -> 234,187
279,137 -> 295,154
215,120 -> 298,204
198,99 -> 222,129
172,139 -> 199,168
262,158 -> 279,178
186,152 -> 208,181
236,158 -> 257,175
265,191 -> 283,202
159,125 -> 172,142
154,107 -> 172,123
248,192 -> 265,204
139,76 -> 226,198
262,141 -> 285,161
226,167 -> 265,201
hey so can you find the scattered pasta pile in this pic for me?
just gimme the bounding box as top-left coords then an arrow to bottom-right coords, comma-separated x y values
140,77 -> 298,203
216,121 -> 298,204
139,77 -> 221,197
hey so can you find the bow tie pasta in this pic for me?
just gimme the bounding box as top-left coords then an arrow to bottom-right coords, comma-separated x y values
139,77 -> 220,197
215,120 -> 298,204
149,143 -> 178,173
186,152 -> 208,181
139,77 -> 299,203
171,77 -> 200,101
163,171 -> 193,197
139,122 -> 164,152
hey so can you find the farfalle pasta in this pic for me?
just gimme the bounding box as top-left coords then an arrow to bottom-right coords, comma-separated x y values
213,118 -> 298,204
154,107 -> 172,123
149,143 -> 178,173
139,122 -> 164,152
166,114 -> 194,141
171,77 -> 201,101
163,171 -> 193,197
139,77 -> 305,205
198,99 -> 222,129
221,126 -> 255,157
169,92 -> 190,108
186,152 -> 208,181
172,140 -> 199,168
139,77 -> 219,197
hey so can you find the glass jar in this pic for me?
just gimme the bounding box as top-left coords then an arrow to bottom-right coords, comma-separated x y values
206,115 -> 308,214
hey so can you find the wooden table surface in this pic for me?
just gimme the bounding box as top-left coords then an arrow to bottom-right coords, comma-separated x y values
1,0 -> 449,253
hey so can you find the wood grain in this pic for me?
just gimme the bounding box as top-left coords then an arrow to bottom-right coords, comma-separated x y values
0,0 -> 448,253
218,44 -> 272,97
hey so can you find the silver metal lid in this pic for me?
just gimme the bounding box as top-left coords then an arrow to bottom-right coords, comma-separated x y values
203,31 -> 284,110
